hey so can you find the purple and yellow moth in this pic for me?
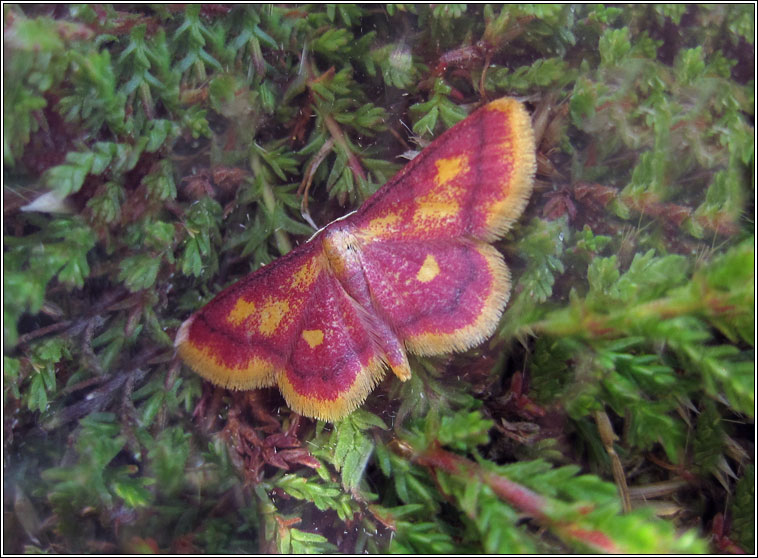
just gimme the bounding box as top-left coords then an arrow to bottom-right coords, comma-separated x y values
176,97 -> 535,421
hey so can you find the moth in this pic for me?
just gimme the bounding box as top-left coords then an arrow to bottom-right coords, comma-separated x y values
176,97 -> 535,421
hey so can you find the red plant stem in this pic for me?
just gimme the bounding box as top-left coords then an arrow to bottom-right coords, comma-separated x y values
15,319 -> 73,346
556,526 -> 619,553
413,443 -> 619,553
481,469 -> 548,520
323,114 -> 367,182
415,443 -> 549,519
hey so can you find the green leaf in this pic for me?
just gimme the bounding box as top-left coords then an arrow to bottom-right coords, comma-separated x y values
112,475 -> 154,508
146,119 -> 177,152
437,411 -> 493,452
312,28 -> 353,55
87,181 -> 125,224
118,253 -> 162,292
517,217 -> 568,303
45,160 -> 91,197
147,426 -> 191,496
289,528 -> 338,553
412,106 -> 438,136
731,465 -> 755,550
90,142 -> 116,174
598,27 -> 631,66
142,159 -> 177,201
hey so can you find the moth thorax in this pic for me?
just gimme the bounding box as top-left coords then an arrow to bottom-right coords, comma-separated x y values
322,226 -> 362,276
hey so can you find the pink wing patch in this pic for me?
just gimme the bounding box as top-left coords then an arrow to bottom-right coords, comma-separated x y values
353,98 -> 535,243
280,271 -> 386,420
358,239 -> 510,356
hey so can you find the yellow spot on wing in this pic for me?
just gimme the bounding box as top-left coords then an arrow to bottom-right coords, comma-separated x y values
302,329 -> 324,348
291,257 -> 319,288
405,243 -> 510,356
412,154 -> 469,225
416,254 -> 440,283
434,154 -> 468,186
363,213 -> 401,238
412,199 -> 460,224
228,298 -> 256,326
259,299 -> 289,335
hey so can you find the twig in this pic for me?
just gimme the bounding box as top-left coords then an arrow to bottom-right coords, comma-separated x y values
408,442 -> 620,553
15,320 -> 73,346
298,137 -> 335,230
594,410 -> 632,513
